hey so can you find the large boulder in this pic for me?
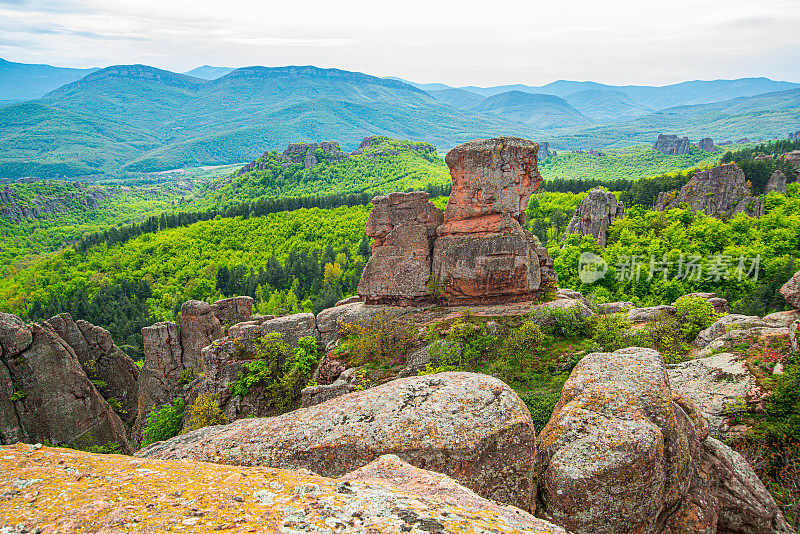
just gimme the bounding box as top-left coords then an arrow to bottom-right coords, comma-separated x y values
134,321 -> 183,443
780,270 -> 800,309
2,322 -> 130,452
563,188 -> 625,247
765,169 -> 788,194
46,313 -> 139,430
693,314 -> 763,350
316,301 -> 407,347
655,163 -> 764,218
179,300 -> 223,370
254,312 -> 317,348
0,355 -> 23,444
698,137 -> 715,152
210,296 -> 253,328
136,372 -> 538,512
432,137 -> 553,304
535,346 -> 791,534
0,312 -> 32,357
357,191 -> 443,304
0,443 -> 566,534
668,352 -> 755,439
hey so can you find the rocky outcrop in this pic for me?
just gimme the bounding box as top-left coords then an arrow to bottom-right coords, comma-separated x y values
535,346 -> 790,534
698,137 -> 715,152
628,304 -> 677,322
210,296 -> 253,328
134,321 -> 182,443
765,169 -> 788,194
136,372 -> 538,512
316,301 -> 408,347
668,352 -> 755,440
597,301 -> 635,314
46,313 -> 139,430
563,188 -> 625,246
780,269 -> 800,309
653,134 -> 691,155
0,183 -> 113,222
179,300 -> 223,370
655,163 -> 764,218
0,319 -> 130,452
357,191 -> 443,304
0,443 -> 566,534
432,137 -> 554,304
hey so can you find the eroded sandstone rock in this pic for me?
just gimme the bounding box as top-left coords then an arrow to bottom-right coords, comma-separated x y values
134,321 -> 182,443
698,137 -> 715,152
210,296 -> 254,328
357,191 -> 443,304
655,163 -> 764,218
653,134 -> 691,155
136,372 -> 537,512
563,188 -> 625,247
780,269 -> 800,309
765,169 -> 788,195
180,300 -> 224,370
432,137 -> 552,304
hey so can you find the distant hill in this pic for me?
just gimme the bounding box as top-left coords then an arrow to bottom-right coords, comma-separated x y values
0,57 -> 97,102
183,65 -> 236,80
0,64 -> 539,177
562,90 -> 653,122
427,88 -> 485,109
470,91 -> 591,129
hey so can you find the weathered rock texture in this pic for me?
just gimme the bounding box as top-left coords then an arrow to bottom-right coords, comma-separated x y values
180,300 -> 224,370
780,269 -> 800,309
563,188 -> 625,246
1,444 -> 565,534
698,138 -> 715,152
655,163 -> 764,218
210,295 -> 253,327
137,372 -> 538,512
46,313 -> 139,430
134,321 -> 182,443
432,137 -> 554,304
535,346 -> 790,534
357,191 -> 443,304
765,170 -> 788,194
0,318 -> 131,452
653,134 -> 691,155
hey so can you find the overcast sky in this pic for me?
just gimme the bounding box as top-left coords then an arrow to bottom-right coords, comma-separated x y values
2,0 -> 799,86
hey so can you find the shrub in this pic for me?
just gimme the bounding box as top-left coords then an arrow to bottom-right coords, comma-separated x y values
674,295 -> 719,341
184,392 -> 228,432
530,304 -> 590,338
419,340 -> 463,375
522,390 -> 563,433
502,322 -> 547,368
590,313 -> 632,352
632,313 -> 689,364
338,311 -> 416,366
141,397 -> 185,447
177,368 -> 196,385
228,334 -> 319,412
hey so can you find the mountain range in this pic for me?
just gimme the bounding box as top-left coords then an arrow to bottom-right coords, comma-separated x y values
0,57 -> 798,178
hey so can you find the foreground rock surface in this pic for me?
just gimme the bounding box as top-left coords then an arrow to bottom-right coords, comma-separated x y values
137,372 -> 537,512
0,443 -> 564,534
535,346 -> 790,534
781,269 -> 800,309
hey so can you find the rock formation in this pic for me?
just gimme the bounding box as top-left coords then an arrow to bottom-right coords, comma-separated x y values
539,141 -> 550,159
46,313 -> 139,430
765,169 -> 788,194
210,295 -> 253,328
0,314 -> 131,452
0,183 -> 113,222
655,163 -> 764,218
780,269 -> 800,309
535,346 -> 790,534
1,444 -> 565,534
653,134 -> 691,155
179,300 -> 223,371
357,192 -> 443,304
136,372 -> 538,512
563,188 -> 625,246
432,137 -> 553,304
697,137 -> 715,152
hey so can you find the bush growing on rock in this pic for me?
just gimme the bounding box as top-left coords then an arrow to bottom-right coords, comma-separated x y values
184,392 -> 228,433
674,295 -> 720,340
529,304 -> 590,338
338,310 -> 416,366
502,322 -> 547,368
140,397 -> 185,447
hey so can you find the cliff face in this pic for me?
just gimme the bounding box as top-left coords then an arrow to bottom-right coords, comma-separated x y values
653,134 -> 691,155
0,183 -> 113,222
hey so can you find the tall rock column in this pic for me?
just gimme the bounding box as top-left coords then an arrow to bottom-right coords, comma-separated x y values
357,192 -> 443,304
431,137 -> 553,304
563,188 -> 625,246
180,300 -> 223,370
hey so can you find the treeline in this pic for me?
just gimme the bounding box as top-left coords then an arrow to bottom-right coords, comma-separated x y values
217,240 -> 371,316
25,279 -> 155,361
721,138 -> 800,195
721,138 -> 800,162
74,182 -> 450,254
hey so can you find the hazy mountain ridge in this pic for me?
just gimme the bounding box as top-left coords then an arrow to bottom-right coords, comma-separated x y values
0,57 -> 99,102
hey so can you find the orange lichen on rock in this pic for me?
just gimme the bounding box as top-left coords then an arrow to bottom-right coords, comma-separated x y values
0,443 -> 565,534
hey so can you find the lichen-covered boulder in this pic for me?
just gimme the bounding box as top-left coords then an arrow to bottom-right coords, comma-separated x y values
668,352 -> 755,439
210,296 -> 254,328
693,314 -> 763,350
597,301 -> 635,314
563,188 -> 625,247
0,443 -> 565,534
316,301 -> 408,346
535,346 -> 707,534
780,269 -> 800,309
0,312 -> 32,357
765,169 -> 788,194
357,191 -> 443,304
137,372 -> 537,512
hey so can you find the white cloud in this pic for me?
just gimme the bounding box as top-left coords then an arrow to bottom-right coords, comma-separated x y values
0,0 -> 798,85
